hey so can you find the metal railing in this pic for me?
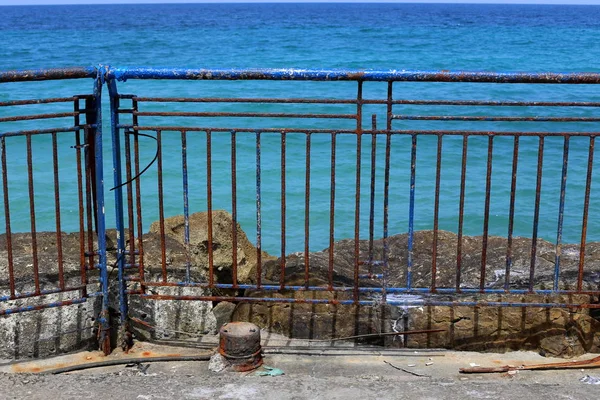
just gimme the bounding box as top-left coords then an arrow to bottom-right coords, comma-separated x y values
106,67 -> 600,313
0,67 -> 111,354
1,66 -> 599,354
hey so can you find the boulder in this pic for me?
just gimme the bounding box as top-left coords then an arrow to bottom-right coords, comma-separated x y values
149,211 -> 275,284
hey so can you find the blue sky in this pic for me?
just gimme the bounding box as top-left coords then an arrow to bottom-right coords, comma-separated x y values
1,0 -> 600,4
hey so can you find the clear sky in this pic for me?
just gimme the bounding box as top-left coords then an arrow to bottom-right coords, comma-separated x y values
1,0 -> 600,5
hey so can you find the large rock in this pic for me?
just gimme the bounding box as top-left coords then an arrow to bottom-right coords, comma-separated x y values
149,211 -> 275,284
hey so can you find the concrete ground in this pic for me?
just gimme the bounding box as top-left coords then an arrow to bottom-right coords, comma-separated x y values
0,335 -> 599,400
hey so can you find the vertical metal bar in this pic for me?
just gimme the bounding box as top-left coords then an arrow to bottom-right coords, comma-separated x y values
280,131 -> 286,291
456,135 -> 468,292
407,134 -> 417,290
75,129 -> 87,295
578,136 -> 595,291
73,99 -> 87,295
256,131 -> 262,289
431,134 -> 443,292
1,137 -> 15,299
304,133 -> 311,289
123,129 -> 135,280
157,129 -> 167,283
382,81 -> 393,304
354,81 -> 363,303
84,125 -> 95,271
93,73 -> 110,355
505,136 -> 519,292
206,130 -> 214,287
108,79 -> 128,329
554,136 -> 569,292
26,134 -> 40,295
231,131 -> 238,289
530,136 -> 545,293
181,130 -> 191,283
328,132 -> 336,291
368,115 -> 377,276
132,99 -> 145,290
51,132 -> 65,290
481,135 -> 494,292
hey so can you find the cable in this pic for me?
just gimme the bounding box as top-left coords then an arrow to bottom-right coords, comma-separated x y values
109,131 -> 159,192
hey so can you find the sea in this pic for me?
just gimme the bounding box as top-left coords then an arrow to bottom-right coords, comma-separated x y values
1,2 -> 599,255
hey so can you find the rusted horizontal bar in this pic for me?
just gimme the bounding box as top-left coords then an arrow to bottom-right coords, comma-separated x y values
0,97 -> 79,107
392,99 -> 600,107
0,298 -> 87,316
0,285 -> 87,302
0,126 -> 80,138
129,126 -> 600,137
123,97 -> 600,107
139,281 -> 600,296
391,115 -> 600,122
138,294 -> 596,309
107,67 -> 600,84
0,67 -> 97,83
0,112 -> 78,123
133,97 -> 358,104
134,111 -> 356,119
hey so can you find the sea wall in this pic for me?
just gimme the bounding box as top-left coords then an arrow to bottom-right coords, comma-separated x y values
1,211 -> 599,360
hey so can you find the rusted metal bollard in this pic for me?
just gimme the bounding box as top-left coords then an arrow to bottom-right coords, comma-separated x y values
219,322 -> 263,371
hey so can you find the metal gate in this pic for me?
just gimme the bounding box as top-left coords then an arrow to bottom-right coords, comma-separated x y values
0,67 -> 111,354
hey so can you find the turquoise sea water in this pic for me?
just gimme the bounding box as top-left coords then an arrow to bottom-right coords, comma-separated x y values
1,3 -> 599,254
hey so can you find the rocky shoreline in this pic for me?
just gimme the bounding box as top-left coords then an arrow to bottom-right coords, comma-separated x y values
1,210 -> 599,359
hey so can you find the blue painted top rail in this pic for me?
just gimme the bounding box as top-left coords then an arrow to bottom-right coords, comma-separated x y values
0,67 -> 97,83
107,67 -> 600,84
2,66 -> 600,84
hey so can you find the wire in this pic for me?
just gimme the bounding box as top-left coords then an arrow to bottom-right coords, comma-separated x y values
109,131 -> 159,192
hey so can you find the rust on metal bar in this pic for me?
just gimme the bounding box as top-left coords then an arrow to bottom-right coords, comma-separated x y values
135,111 -> 357,119
530,136 -> 545,293
255,131 -> 262,289
456,135 -> 468,292
51,132 -> 65,290
75,128 -> 88,294
26,134 -> 40,295
368,115 -> 377,276
432,134 -> 443,292
84,125 -> 95,271
231,131 -> 238,289
460,354 -> 600,374
133,99 -> 145,291
0,112 -> 77,123
280,131 -> 286,291
156,129 -> 167,282
578,136 -> 595,291
135,96 -> 358,104
480,135 -> 494,292
1,137 -> 15,299
124,130 -> 136,288
206,130 -> 214,288
328,132 -> 336,290
304,133 -> 311,289
505,136 -> 519,292
354,81 -> 363,303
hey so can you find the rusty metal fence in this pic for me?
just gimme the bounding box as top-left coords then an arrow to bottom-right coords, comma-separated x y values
105,67 -> 600,318
0,67 -> 111,353
1,66 -> 600,354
